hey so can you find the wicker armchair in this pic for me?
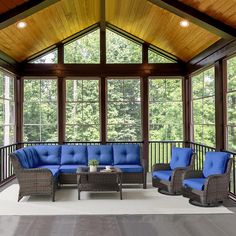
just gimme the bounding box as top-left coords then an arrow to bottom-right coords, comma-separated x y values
10,154 -> 58,202
182,152 -> 232,207
152,148 -> 195,195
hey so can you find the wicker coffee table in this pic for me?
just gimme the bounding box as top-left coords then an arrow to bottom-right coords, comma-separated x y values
76,167 -> 123,200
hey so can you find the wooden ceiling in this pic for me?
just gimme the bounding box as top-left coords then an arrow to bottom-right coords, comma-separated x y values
0,0 -> 28,14
180,0 -> 236,29
0,0 -> 100,62
0,0 -> 235,62
106,0 -> 220,61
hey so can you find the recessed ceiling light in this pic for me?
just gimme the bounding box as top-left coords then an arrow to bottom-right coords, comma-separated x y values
180,20 -> 189,27
16,21 -> 27,29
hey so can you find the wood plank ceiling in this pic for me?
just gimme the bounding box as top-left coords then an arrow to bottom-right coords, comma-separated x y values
106,0 -> 220,62
0,0 -> 100,62
0,0 -> 28,14
180,0 -> 236,29
0,0 -> 232,62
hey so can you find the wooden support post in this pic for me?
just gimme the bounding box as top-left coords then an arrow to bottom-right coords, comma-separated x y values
100,77 -> 107,144
183,76 -> 191,146
141,76 -> 149,170
58,77 -> 65,144
215,60 -> 225,151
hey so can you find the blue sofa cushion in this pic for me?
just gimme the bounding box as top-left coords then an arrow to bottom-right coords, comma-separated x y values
33,145 -> 61,165
114,165 -> 143,173
203,152 -> 230,178
87,145 -> 113,165
183,178 -> 206,191
15,148 -> 29,168
37,165 -> 60,169
23,146 -> 39,168
59,165 -> 87,174
170,148 -> 193,170
152,170 -> 173,181
61,145 -> 87,165
113,144 -> 140,165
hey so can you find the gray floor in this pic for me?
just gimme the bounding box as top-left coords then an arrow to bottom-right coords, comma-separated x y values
1,179 -> 236,236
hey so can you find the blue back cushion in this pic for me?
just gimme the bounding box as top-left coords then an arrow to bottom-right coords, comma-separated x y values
15,148 -> 29,168
33,145 -> 61,165
23,146 -> 39,168
61,145 -> 87,165
87,145 -> 113,165
203,152 -> 230,178
113,144 -> 140,165
170,148 -> 193,170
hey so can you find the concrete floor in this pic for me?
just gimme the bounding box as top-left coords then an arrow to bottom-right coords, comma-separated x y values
1,179 -> 236,236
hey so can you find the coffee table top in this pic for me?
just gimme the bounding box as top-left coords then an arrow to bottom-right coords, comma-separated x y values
76,167 -> 121,175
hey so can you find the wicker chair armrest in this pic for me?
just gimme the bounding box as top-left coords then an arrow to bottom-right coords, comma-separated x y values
183,170 -> 203,179
19,168 -> 54,179
141,159 -> 147,171
152,163 -> 170,172
204,174 -> 228,189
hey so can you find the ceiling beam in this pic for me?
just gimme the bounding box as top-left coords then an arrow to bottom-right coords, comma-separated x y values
148,0 -> 236,39
0,50 -> 19,74
186,38 -> 236,74
0,0 -> 60,30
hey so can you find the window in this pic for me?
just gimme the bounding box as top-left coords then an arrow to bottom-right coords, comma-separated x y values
23,78 -> 58,142
66,78 -> 100,141
107,78 -> 141,141
148,49 -> 176,63
0,69 -> 15,146
149,78 -> 183,140
64,30 -> 100,64
29,49 -> 58,64
191,67 -> 215,147
226,56 -> 236,151
106,29 -> 142,64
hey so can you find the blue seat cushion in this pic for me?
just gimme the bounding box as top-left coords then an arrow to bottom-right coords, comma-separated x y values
113,144 -> 140,165
33,145 -> 61,165
23,146 -> 39,168
32,167 -> 60,177
87,145 -> 113,165
59,165 -> 87,174
15,148 -> 30,168
170,148 -> 193,170
152,170 -> 173,181
203,152 -> 230,178
183,178 -> 206,191
114,165 -> 143,173
37,165 -> 60,169
61,145 -> 87,165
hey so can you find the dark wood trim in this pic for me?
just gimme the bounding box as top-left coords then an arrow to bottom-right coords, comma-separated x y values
215,60 -> 225,151
183,76 -> 191,143
222,58 -> 228,150
100,77 -> 107,144
141,76 -> 149,168
58,44 -> 64,64
100,0 -> 106,32
187,39 -> 236,74
148,0 -> 236,38
0,0 -> 60,30
57,77 -> 65,144
15,76 -> 23,143
20,63 -> 185,77
143,43 -> 149,64
0,51 -> 19,74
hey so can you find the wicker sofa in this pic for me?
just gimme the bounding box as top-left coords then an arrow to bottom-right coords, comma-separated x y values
10,144 -> 146,201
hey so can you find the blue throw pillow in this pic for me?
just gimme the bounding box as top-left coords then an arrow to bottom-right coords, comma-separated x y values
170,148 -> 193,170
113,144 -> 140,165
203,152 -> 230,178
87,145 -> 113,165
34,145 -> 61,165
61,145 -> 87,165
